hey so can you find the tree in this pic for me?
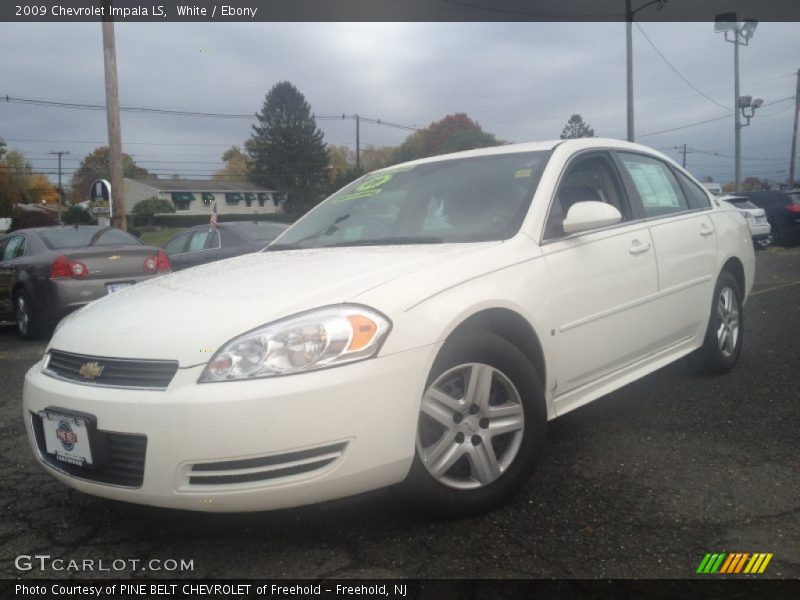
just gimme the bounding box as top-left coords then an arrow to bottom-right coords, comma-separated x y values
63,204 -> 93,225
132,196 -> 175,226
27,174 -> 59,205
247,81 -> 329,215
69,147 -> 149,203
393,113 -> 499,163
0,148 -> 35,215
560,114 -> 595,139
214,145 -> 250,181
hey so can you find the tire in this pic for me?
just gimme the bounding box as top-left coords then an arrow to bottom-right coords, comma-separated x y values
698,272 -> 743,374
403,332 -> 547,517
769,222 -> 785,247
13,290 -> 40,340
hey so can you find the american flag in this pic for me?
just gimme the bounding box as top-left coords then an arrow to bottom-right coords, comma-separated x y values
209,201 -> 218,231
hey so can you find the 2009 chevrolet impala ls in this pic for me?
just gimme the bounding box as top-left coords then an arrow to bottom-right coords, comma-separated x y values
23,138 -> 753,515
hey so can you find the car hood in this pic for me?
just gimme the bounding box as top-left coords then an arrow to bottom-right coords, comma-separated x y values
49,243 -> 497,365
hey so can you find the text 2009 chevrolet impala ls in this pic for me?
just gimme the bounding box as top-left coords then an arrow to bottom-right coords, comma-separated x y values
23,138 -> 754,515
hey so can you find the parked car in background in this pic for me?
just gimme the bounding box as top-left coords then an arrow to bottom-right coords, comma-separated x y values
23,139 -> 754,516
163,221 -> 289,270
738,190 -> 800,246
701,182 -> 724,197
0,226 -> 170,339
720,195 -> 772,248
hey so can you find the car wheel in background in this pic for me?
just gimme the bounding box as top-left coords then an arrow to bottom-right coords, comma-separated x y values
698,271 -> 744,374
403,332 -> 547,517
14,290 -> 40,340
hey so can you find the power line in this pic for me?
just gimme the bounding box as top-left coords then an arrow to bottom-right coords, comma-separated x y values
635,22 -> 730,112
638,97 -> 794,138
1,94 -> 421,131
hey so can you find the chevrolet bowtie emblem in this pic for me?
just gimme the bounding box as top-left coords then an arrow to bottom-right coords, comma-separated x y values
79,362 -> 104,379
108,255 -> 122,261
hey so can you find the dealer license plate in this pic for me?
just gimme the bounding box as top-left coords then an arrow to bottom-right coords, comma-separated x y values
39,411 -> 94,466
106,282 -> 133,294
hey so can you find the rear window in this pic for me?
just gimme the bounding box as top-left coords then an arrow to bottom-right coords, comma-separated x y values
235,223 -> 287,242
38,227 -> 143,250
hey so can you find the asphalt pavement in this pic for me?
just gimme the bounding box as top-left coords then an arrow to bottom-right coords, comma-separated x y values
0,247 -> 798,580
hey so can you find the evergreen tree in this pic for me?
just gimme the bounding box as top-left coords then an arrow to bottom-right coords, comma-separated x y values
560,114 -> 595,139
247,82 -> 328,215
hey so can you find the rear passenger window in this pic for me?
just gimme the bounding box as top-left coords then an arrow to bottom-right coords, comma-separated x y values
674,171 -> 712,209
618,153 -> 689,218
3,236 -> 25,260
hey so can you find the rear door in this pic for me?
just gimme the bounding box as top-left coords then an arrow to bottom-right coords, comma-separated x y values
167,229 -> 221,270
541,151 -> 660,397
616,152 -> 717,348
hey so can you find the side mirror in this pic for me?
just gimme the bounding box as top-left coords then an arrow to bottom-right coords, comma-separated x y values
563,201 -> 623,234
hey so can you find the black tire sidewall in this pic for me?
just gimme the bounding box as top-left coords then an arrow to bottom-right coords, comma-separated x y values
404,332 -> 547,516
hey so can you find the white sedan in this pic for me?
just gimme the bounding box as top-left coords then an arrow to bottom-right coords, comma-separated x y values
23,138 -> 754,516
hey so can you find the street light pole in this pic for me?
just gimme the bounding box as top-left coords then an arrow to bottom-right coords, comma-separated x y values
734,30 -> 742,192
626,0 -> 634,142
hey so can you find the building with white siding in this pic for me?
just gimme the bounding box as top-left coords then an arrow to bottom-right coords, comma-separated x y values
124,179 -> 285,216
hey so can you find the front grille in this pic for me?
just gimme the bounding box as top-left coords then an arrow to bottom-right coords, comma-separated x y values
31,412 -> 147,487
187,442 -> 347,486
45,350 -> 178,389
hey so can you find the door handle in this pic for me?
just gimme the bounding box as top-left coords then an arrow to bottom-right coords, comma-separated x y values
629,240 -> 651,255
700,224 -> 715,237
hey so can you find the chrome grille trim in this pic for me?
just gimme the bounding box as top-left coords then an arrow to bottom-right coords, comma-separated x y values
44,350 -> 178,390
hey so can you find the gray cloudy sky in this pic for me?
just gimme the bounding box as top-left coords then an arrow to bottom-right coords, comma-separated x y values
1,21 -> 798,186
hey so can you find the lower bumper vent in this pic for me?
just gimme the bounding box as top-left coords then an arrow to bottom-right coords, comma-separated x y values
188,442 -> 347,486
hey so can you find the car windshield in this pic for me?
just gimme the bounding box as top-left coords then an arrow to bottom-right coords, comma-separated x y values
269,151 -> 548,249
38,226 -> 143,250
235,223 -> 288,241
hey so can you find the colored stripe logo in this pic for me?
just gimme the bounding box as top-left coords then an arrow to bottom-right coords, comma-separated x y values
696,553 -> 773,574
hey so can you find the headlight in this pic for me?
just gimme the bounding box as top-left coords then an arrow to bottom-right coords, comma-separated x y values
199,305 -> 391,382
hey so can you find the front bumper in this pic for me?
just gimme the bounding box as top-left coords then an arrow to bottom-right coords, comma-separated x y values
23,345 -> 436,512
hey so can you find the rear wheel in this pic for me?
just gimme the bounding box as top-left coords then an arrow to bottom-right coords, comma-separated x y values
14,290 -> 40,340
403,332 -> 546,517
698,272 -> 743,374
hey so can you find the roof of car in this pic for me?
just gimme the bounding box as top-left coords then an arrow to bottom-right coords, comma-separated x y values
188,221 -> 289,231
374,138 -> 674,173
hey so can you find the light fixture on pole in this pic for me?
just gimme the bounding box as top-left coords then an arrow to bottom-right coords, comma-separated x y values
715,13 -> 758,193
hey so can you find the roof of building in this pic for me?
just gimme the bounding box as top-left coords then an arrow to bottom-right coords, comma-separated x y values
126,178 -> 277,193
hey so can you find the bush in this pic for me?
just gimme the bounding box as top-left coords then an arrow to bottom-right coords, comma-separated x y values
10,207 -> 56,231
132,197 -> 176,226
63,204 -> 93,225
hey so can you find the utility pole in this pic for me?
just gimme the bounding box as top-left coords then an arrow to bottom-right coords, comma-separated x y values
625,0 -> 634,142
790,68 -> 800,188
733,29 -> 742,193
101,2 -> 126,230
355,114 -> 361,172
678,144 -> 688,168
48,150 -> 70,222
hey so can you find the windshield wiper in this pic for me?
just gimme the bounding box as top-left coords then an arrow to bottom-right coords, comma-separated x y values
323,236 -> 444,248
265,214 -> 351,251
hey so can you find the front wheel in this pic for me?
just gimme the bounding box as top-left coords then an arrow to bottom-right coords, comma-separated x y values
697,272 -> 744,374
403,332 -> 547,517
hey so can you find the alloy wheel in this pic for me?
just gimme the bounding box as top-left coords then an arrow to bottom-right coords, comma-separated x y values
416,363 -> 525,490
15,294 -> 29,337
716,286 -> 740,357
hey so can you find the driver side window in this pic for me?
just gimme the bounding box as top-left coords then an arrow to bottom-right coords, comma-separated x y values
544,153 -> 629,240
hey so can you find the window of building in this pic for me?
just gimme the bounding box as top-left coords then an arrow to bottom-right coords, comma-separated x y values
171,192 -> 195,211
257,193 -> 268,207
244,193 -> 256,207
225,193 -> 243,205
202,192 -> 215,207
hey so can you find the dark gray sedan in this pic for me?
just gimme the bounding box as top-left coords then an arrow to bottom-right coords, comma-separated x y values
0,226 -> 171,339
162,221 -> 289,271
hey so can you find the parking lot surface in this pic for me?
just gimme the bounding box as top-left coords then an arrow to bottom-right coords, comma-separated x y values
1,247 -> 798,579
